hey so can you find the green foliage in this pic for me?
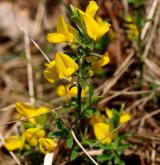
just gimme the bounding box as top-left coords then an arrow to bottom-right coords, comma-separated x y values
128,0 -> 146,7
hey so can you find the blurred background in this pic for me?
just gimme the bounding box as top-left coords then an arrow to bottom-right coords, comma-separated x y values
0,0 -> 160,164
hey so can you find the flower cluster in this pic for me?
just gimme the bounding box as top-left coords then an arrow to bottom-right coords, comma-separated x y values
4,102 -> 56,154
56,84 -> 89,100
43,1 -> 110,87
91,108 -> 131,144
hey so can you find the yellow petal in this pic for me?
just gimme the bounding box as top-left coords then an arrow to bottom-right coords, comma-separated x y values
56,85 -> 69,98
93,122 -> 113,144
84,13 -> 99,40
86,1 -> 99,18
119,112 -> 131,124
25,128 -> 45,146
57,16 -> 76,42
55,52 -> 79,79
98,21 -> 110,38
47,33 -> 66,43
39,138 -> 56,154
105,108 -> 113,119
36,107 -> 50,118
67,24 -> 78,41
57,16 -> 68,34
4,135 -> 24,151
43,60 -> 59,83
16,102 -> 35,117
92,52 -> 110,70
69,86 -> 78,98
84,13 -> 110,40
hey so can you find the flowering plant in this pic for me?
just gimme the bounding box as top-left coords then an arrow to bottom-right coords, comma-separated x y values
4,1 -> 131,164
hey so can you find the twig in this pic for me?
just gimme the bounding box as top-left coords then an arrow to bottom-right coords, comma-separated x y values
0,104 -> 15,112
139,109 -> 160,133
142,12 -> 160,59
16,23 -> 51,63
122,0 -> 128,15
24,32 -> 35,104
140,0 -> 159,40
71,129 -> 99,165
95,50 -> 134,95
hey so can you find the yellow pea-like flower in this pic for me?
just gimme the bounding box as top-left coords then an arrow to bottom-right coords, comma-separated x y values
76,1 -> 99,18
4,135 -> 25,151
43,61 -> 59,83
85,1 -> 99,18
105,107 -> 131,124
16,102 -> 49,124
86,53 -> 110,73
24,128 -> 45,146
119,112 -> 131,124
56,84 -> 88,99
93,122 -> 114,144
44,52 -> 79,83
105,108 -> 113,119
84,13 -> 110,41
92,52 -> 110,70
39,138 -> 56,154
74,1 -> 110,41
47,16 -> 78,43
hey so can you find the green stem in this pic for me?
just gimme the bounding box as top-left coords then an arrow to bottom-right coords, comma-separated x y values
75,55 -> 84,136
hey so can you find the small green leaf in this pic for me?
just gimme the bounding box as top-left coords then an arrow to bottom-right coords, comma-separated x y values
22,122 -> 35,129
67,136 -> 73,148
82,139 -> 97,146
56,119 -> 63,129
70,149 -> 78,161
85,108 -> 97,117
96,154 -> 111,162
36,114 -> 48,126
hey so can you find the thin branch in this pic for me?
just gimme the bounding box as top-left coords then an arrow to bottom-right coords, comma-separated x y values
24,32 -> 35,104
16,23 -> 51,63
71,130 -> 99,165
140,0 -> 159,40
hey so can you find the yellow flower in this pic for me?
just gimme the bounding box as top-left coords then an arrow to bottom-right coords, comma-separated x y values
24,128 -> 45,146
43,52 -> 79,83
56,84 -> 88,99
92,52 -> 110,71
91,115 -> 115,144
105,108 -> 131,124
4,135 -> 25,151
105,108 -> 113,119
16,102 -> 49,124
93,122 -> 114,144
86,52 -> 110,73
39,138 -> 56,154
84,14 -> 110,41
47,16 -> 77,43
74,1 -> 110,41
86,1 -> 99,17
119,112 -> 131,124
76,1 -> 98,18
